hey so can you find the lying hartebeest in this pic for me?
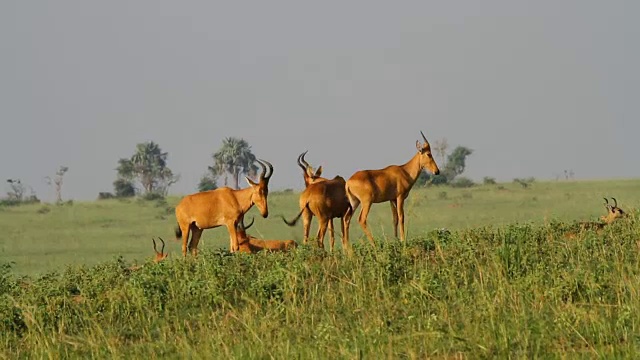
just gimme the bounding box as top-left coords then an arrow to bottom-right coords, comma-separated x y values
127,237 -> 169,271
236,217 -> 298,253
345,131 -> 440,244
152,237 -> 169,263
564,197 -> 628,239
174,159 -> 273,256
282,175 -> 351,251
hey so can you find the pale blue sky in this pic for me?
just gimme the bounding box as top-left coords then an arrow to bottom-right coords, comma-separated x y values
1,1 -> 638,201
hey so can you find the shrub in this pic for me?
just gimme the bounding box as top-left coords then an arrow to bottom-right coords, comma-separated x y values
483,176 -> 497,185
450,177 -> 475,188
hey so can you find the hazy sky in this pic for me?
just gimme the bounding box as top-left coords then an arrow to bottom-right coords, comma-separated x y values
2,1 -> 638,202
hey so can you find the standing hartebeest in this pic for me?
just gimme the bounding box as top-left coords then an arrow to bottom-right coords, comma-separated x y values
345,131 -> 440,244
291,150 -> 350,249
174,159 -> 273,256
282,175 -> 352,251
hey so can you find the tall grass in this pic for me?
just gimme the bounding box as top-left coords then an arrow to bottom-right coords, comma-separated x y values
2,215 -> 639,358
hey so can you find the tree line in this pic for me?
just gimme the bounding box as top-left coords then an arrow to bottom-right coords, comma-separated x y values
3,137 -> 477,205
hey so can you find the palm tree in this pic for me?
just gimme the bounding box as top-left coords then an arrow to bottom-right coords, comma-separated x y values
213,137 -> 258,189
131,141 -> 168,194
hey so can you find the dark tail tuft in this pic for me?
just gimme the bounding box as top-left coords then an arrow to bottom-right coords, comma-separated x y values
175,224 -> 182,240
281,207 -> 306,227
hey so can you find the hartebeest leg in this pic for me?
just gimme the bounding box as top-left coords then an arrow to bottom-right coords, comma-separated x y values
396,196 -> 406,241
316,217 -> 329,250
340,215 -> 349,250
188,227 -> 203,256
302,208 -> 313,245
328,219 -> 335,252
357,202 -> 376,245
179,223 -> 192,257
225,221 -> 240,252
390,200 -> 399,238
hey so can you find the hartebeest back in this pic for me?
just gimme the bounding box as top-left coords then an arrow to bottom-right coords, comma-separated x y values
282,175 -> 351,251
236,217 -> 298,253
345,131 -> 440,244
174,159 -> 273,256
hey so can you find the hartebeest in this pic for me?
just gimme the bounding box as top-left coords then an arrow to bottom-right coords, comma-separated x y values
174,159 -> 273,256
290,150 -> 351,249
237,217 -> 298,253
282,175 -> 352,251
564,197 -> 628,239
152,237 -> 169,263
345,131 -> 440,244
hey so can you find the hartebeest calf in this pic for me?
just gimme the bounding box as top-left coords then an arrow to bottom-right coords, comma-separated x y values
564,197 -> 628,239
345,131 -> 440,244
236,217 -> 298,253
174,159 -> 273,256
282,175 -> 352,251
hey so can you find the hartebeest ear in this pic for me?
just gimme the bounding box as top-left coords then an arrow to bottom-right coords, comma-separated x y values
416,140 -> 423,152
314,166 -> 323,177
245,176 -> 258,187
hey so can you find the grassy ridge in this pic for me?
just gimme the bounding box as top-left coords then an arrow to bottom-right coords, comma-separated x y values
1,219 -> 639,358
1,179 -> 638,276
1,179 -> 640,357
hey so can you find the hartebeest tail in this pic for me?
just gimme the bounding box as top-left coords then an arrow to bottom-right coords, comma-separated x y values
175,159 -> 274,256
345,131 -> 440,245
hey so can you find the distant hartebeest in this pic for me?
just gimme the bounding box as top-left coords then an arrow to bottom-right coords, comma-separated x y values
345,131 -> 440,244
152,237 -> 169,263
236,217 -> 298,253
174,159 -> 273,256
564,197 -> 628,239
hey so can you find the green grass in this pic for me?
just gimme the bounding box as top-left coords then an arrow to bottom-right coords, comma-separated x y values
1,179 -> 639,358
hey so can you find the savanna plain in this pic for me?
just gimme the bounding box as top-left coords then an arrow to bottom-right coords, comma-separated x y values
1,179 -> 640,358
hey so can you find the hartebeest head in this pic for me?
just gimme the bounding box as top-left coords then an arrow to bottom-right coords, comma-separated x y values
417,131 -> 440,175
601,197 -> 627,224
245,159 -> 273,218
297,150 -> 324,185
152,237 -> 169,263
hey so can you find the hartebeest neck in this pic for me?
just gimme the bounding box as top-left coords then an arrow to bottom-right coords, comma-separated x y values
233,187 -> 256,214
400,152 -> 423,186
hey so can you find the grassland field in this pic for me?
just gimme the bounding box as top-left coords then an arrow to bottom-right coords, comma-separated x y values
1,178 -> 640,358
1,179 -> 638,276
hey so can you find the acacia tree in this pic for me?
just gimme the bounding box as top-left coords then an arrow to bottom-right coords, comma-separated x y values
45,166 -> 69,203
115,141 -> 179,196
212,137 -> 258,189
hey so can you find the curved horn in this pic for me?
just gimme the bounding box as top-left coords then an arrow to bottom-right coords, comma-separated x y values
256,159 -> 267,180
420,130 -> 428,144
158,237 -> 166,253
297,151 -> 310,172
604,197 -> 609,206
612,197 -> 618,208
258,158 -> 273,180
300,151 -> 312,171
152,238 -> 158,252
244,217 -> 255,230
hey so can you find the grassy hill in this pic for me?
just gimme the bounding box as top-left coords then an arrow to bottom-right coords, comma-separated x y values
1,179 -> 639,358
